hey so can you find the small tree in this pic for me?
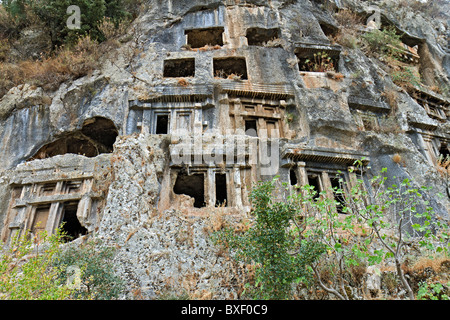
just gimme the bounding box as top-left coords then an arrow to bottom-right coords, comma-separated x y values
52,239 -> 124,300
213,178 -> 323,300
292,162 -> 449,300
0,229 -> 74,300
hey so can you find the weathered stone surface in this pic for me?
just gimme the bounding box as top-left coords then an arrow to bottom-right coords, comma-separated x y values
0,0 -> 449,299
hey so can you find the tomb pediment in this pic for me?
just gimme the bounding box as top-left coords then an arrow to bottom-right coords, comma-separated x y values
282,145 -> 370,166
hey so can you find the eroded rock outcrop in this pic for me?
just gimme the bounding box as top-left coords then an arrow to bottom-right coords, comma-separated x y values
0,0 -> 449,299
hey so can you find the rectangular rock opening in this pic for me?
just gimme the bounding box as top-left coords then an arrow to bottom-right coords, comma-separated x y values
60,201 -> 87,242
213,57 -> 248,80
245,119 -> 258,136
156,114 -> 169,134
164,58 -> 195,78
185,27 -> 224,48
330,177 -> 346,214
174,172 -> 205,208
307,174 -> 321,200
360,114 -> 379,131
246,27 -> 280,46
296,49 -> 340,72
215,173 -> 227,207
289,168 -> 298,186
319,22 -> 338,38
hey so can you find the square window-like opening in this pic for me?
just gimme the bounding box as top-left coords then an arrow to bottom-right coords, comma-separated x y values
215,173 -> 227,207
245,119 -> 257,137
156,114 -> 169,134
185,27 -> 224,48
246,27 -> 280,46
439,142 -> 449,159
307,174 -> 321,200
213,57 -> 248,80
164,58 -> 195,77
296,49 -> 340,72
60,201 -> 87,242
289,168 -> 298,186
174,172 -> 205,208
330,177 -> 346,214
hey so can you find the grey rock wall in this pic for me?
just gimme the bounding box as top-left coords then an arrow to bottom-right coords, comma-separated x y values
0,0 -> 449,299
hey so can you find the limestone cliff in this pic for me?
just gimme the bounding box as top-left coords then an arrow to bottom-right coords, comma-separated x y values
0,0 -> 449,299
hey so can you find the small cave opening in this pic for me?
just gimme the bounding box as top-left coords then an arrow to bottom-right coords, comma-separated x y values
213,57 -> 248,80
330,177 -> 346,214
318,22 -> 338,38
173,172 -> 205,208
289,168 -> 298,186
185,27 -> 224,48
246,27 -> 280,46
28,117 -> 118,160
296,49 -> 340,72
215,173 -> 227,207
439,142 -> 449,159
307,174 -> 321,201
59,201 -> 87,242
156,114 -> 169,134
245,119 -> 257,137
164,58 -> 195,77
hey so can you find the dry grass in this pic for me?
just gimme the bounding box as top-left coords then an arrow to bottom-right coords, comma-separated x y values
437,155 -> 450,177
0,34 -> 104,97
334,9 -> 364,29
392,153 -> 402,163
177,78 -> 189,87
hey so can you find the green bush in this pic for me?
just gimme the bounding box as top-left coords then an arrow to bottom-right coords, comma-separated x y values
52,239 -> 125,300
362,27 -> 403,59
213,178 -> 324,300
0,229 -> 74,300
214,163 -> 450,300
2,0 -> 139,47
391,66 -> 422,88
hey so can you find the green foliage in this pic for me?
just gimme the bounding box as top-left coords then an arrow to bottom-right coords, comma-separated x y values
362,27 -> 403,59
0,230 -> 74,300
293,161 -> 449,299
52,239 -> 124,300
303,51 -> 335,72
32,0 -> 105,46
391,66 -> 422,88
1,0 -> 139,46
213,178 -> 324,300
417,281 -> 450,300
2,0 -> 31,21
214,164 -> 449,300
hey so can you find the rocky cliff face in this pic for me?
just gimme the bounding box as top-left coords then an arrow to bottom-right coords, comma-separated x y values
0,0 -> 449,299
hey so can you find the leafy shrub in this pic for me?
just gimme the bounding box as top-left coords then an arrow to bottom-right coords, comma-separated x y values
391,66 -> 422,89
303,51 -> 335,72
417,281 -> 450,300
362,27 -> 403,59
2,0 -> 139,47
52,239 -> 125,300
213,178 -> 324,300
32,0 -> 137,46
0,229 -> 74,300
